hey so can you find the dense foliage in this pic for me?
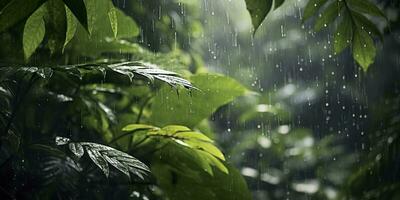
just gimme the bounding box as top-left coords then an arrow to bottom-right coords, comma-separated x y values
0,0 -> 398,199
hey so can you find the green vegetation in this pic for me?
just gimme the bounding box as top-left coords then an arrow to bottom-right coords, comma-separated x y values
0,0 -> 399,199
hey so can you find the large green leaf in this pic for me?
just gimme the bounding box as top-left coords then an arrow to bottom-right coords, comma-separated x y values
122,124 -> 228,174
149,73 -> 249,127
352,28 -> 376,71
302,0 -> 328,22
152,163 -> 251,200
244,0 -> 273,32
314,1 -> 343,31
0,0 -> 46,32
347,0 -> 386,19
334,12 -> 353,54
23,5 -> 46,60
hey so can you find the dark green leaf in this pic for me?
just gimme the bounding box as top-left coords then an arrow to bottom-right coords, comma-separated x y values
62,0 -> 88,31
352,11 -> 383,41
69,142 -> 84,158
245,0 -> 273,32
347,0 -> 387,19
302,0 -> 328,22
334,13 -> 353,54
314,1 -> 343,31
274,0 -> 285,10
352,28 -> 376,71
0,0 -> 46,32
86,147 -> 110,177
23,5 -> 46,60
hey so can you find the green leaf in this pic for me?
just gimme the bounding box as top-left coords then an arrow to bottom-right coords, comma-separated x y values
352,28 -> 376,71
352,11 -> 383,41
314,1 -> 343,31
86,147 -> 110,177
22,5 -> 46,60
83,0 -> 96,34
274,0 -> 285,10
45,0 -> 67,55
150,73 -> 249,127
347,0 -> 387,19
0,0 -> 46,32
55,137 -> 150,179
152,163 -> 251,200
302,0 -> 328,22
244,0 -> 273,32
69,142 -> 84,159
108,2 -> 118,38
64,6 -> 78,51
62,0 -> 88,31
334,13 -> 353,54
114,8 -> 139,38
122,124 -> 158,132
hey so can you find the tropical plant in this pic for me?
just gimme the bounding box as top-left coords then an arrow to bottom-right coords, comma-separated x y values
0,0 -> 397,199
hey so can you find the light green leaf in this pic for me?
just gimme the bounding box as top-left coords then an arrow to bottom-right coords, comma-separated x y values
244,0 -> 273,32
0,0 -> 46,33
302,0 -> 328,22
334,13 -> 353,54
108,2 -> 118,38
114,8 -> 139,38
64,6 -> 78,51
122,124 -> 158,132
61,0 -> 88,31
150,73 -> 249,127
23,5 -> 46,60
314,1 -> 343,31
352,29 -> 376,71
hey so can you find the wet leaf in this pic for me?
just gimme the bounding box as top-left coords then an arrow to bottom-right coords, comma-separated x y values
63,6 -> 78,51
244,0 -> 273,32
0,0 -> 46,33
62,0 -> 88,31
334,13 -> 353,54
314,1 -> 343,31
23,5 -> 46,60
303,0 -> 328,22
352,28 -> 376,71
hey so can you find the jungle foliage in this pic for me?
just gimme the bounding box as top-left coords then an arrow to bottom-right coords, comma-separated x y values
0,0 -> 398,199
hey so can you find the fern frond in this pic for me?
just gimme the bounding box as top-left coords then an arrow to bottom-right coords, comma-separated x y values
55,137 -> 150,180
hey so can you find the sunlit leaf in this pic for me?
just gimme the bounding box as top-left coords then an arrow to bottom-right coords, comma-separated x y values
150,73 -> 249,127
63,6 -> 78,51
23,5 -> 46,60
108,2 -> 118,38
352,28 -> 376,71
